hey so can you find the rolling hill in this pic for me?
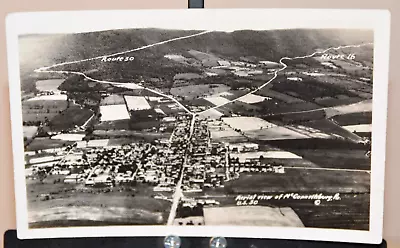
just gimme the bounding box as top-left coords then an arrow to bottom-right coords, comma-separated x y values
18,28 -> 374,92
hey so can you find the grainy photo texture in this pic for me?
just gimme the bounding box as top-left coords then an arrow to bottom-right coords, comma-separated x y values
6,9 -> 390,243
20,28 -> 373,229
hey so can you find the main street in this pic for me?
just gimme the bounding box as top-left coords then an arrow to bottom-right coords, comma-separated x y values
167,114 -> 197,225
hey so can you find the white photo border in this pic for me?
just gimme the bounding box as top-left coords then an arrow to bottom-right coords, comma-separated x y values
6,8 -> 391,243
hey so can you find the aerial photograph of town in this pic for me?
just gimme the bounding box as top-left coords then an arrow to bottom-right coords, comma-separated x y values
18,27 -> 373,231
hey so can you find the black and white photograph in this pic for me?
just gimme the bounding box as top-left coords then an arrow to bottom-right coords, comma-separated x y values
6,9 -> 390,243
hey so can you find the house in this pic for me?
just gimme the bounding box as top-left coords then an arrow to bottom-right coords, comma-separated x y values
64,174 -> 81,184
145,174 -> 159,184
229,143 -> 259,152
93,174 -> 113,186
153,186 -> 173,192
217,60 -> 231,67
273,166 -> 285,174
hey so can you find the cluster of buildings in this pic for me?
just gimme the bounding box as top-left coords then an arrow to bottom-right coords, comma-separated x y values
136,115 -> 194,192
181,119 -> 229,193
27,112 -> 286,202
213,61 -> 263,77
213,59 -> 284,77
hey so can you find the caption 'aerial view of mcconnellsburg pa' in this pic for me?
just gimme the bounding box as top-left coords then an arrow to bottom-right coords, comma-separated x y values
19,28 -> 373,230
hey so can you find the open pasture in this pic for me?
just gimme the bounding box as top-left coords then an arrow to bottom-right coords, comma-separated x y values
49,106 -> 93,131
289,149 -> 371,170
99,105 -> 130,122
171,84 -> 230,100
244,126 -> 309,141
23,126 -> 38,139
26,138 -> 74,151
203,206 -> 304,227
124,96 -> 152,111
342,124 -> 372,133
222,117 -> 276,131
100,94 -> 125,105
230,151 -> 302,163
325,100 -> 372,118
225,168 -> 370,194
36,79 -> 65,93
330,112 -> 372,126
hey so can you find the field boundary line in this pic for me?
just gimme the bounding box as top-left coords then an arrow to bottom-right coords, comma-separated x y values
284,166 -> 371,173
199,42 -> 373,114
34,31 -> 214,115
35,30 -> 212,72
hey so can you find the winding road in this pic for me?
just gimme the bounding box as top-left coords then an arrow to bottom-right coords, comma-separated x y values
35,30 -> 213,116
34,29 -> 372,118
198,42 -> 373,115
33,31 -> 374,225
166,115 -> 196,225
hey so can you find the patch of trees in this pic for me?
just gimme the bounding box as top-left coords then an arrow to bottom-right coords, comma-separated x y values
59,75 -> 106,92
271,79 -> 358,102
176,203 -> 204,218
264,109 -> 326,125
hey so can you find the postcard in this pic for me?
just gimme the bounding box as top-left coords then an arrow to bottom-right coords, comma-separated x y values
5,9 -> 390,243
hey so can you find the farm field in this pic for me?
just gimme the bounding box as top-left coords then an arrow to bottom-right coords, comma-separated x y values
258,88 -> 305,103
18,27 -> 376,231
222,117 -> 276,131
244,126 -> 309,141
326,100 -> 372,118
342,124 -> 372,133
209,193 -> 370,230
49,105 -> 93,131
187,49 -> 220,67
87,139 -> 110,147
238,93 -> 270,104
203,206 -> 304,227
93,129 -> 170,141
314,95 -> 362,107
256,101 -> 322,117
23,126 -> 38,139
94,119 -> 131,130
27,176 -> 172,227
269,78 -> 358,103
124,96 -> 152,111
173,72 -> 204,80
51,133 -> 85,141
262,137 -> 368,151
26,138 -> 75,151
214,192 -> 369,230
288,149 -> 371,170
106,138 -> 147,146
35,79 -> 65,93
100,94 -> 125,105
208,121 -> 248,143
260,157 -> 318,168
198,108 -> 224,119
225,168 -> 370,194
99,105 -> 130,121
284,124 -> 332,139
204,96 -> 231,106
209,129 -> 248,143
230,151 -> 302,162
304,119 -> 364,142
170,84 -> 230,100
290,193 -> 370,230
331,112 -> 372,126
222,101 -> 262,116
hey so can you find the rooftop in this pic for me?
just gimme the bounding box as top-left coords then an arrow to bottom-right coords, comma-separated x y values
26,94 -> 67,102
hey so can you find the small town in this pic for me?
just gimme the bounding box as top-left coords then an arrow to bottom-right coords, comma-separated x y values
19,27 -> 374,231
24,107 -> 291,224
